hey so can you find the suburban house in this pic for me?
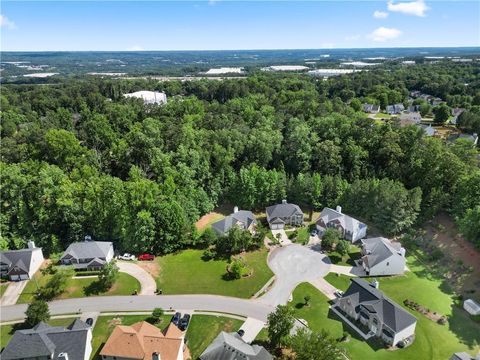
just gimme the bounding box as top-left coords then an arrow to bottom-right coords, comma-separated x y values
399,112 -> 422,125
332,278 -> 417,347
1,319 -> 92,360
211,207 -> 257,236
432,97 -> 443,106
386,104 -> 405,115
124,91 -> 167,105
363,104 -> 380,114
60,239 -> 114,270
200,331 -> 273,360
316,206 -> 367,242
418,124 -> 436,137
450,352 -> 480,360
448,133 -> 479,146
100,321 -> 189,360
266,200 -> 304,230
451,108 -> 465,125
0,241 -> 44,281
407,105 -> 420,113
360,237 -> 406,276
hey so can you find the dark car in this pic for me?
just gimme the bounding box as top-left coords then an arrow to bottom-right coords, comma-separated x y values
310,229 -> 318,236
172,312 -> 181,326
179,314 -> 191,331
85,318 -> 94,327
237,329 -> 245,337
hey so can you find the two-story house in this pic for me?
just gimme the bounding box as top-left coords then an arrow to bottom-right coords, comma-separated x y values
0,241 -> 44,281
211,207 -> 257,236
360,237 -> 406,276
316,206 -> 367,243
266,200 -> 304,230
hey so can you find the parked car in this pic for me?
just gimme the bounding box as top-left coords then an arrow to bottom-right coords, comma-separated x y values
138,253 -> 155,261
334,290 -> 344,298
310,229 -> 318,236
179,314 -> 191,330
118,253 -> 136,261
85,318 -> 94,327
237,329 -> 245,337
171,312 -> 181,326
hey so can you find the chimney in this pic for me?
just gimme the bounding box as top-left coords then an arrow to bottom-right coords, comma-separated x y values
398,248 -> 406,257
27,240 -> 35,249
152,352 -> 160,360
282,199 -> 287,204
370,280 -> 379,289
233,206 -> 239,213
57,353 -> 69,360
84,235 -> 92,242
336,205 -> 342,214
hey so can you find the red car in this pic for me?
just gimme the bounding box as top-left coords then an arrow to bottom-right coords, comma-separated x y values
138,253 -> 155,261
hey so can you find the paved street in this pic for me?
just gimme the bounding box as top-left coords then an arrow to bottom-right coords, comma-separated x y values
0,281 -> 27,306
117,261 -> 157,295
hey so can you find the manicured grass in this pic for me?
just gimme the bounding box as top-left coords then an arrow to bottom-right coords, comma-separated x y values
328,245 -> 361,266
156,248 -> 273,298
291,282 -> 480,360
374,112 -> 392,119
1,318 -> 77,350
17,272 -> 140,304
296,227 -> 310,245
186,315 -> 243,359
0,283 -> 9,297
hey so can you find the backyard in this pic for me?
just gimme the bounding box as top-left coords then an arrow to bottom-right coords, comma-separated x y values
16,272 -> 140,304
327,245 -> 362,266
156,248 -> 273,298
292,282 -> 480,360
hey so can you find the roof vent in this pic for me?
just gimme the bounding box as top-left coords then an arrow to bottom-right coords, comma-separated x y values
370,280 -> 379,289
152,352 -> 160,360
282,199 -> 287,204
57,353 -> 69,360
84,235 -> 92,242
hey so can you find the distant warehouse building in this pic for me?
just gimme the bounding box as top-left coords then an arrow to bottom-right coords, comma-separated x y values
124,91 -> 167,105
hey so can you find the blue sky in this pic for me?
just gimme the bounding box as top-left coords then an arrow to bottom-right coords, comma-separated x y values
1,1 -> 479,51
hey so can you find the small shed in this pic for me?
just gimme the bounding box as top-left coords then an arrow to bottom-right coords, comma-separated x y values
463,299 -> 480,315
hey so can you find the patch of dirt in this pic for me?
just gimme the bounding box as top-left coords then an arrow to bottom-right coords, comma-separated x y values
425,213 -> 480,298
195,212 -> 224,231
137,261 -> 160,278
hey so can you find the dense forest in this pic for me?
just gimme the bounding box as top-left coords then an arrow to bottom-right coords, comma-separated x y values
1,62 -> 479,255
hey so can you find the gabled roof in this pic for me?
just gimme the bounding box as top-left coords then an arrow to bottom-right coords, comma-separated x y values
450,352 -> 475,360
211,210 -> 257,234
61,241 -> 112,261
0,248 -> 43,274
200,332 -> 273,360
337,278 -> 416,333
361,237 -> 403,268
266,202 -> 302,223
317,207 -> 366,235
1,320 -> 90,360
100,321 -> 184,360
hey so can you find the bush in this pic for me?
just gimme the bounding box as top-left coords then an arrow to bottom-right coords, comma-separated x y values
25,299 -> 50,327
228,257 -> 249,280
288,230 -> 298,240
149,307 -> 164,323
322,228 -> 341,250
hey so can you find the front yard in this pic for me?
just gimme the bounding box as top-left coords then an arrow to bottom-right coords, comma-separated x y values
292,282 -> 480,360
327,245 -> 362,266
156,248 -> 273,298
16,272 -> 140,304
0,283 -> 9,297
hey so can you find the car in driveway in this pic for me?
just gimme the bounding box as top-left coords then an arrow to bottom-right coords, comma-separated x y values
138,253 -> 155,261
85,318 -> 94,327
334,290 -> 344,298
179,314 -> 190,331
118,253 -> 136,261
171,312 -> 181,326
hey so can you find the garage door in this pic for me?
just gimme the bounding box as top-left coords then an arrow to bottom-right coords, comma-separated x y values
271,223 -> 283,230
10,275 -> 20,281
20,274 -> 28,280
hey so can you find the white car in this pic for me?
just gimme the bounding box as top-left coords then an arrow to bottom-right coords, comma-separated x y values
118,253 -> 136,261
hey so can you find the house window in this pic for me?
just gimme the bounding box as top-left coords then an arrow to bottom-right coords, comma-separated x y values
387,262 -> 389,266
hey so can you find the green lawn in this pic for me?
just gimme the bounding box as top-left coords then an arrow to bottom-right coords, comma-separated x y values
374,112 -> 392,119
296,227 -> 310,245
91,314 -> 172,359
328,246 -> 362,266
0,283 -> 9,297
292,282 -> 480,360
1,317 -> 77,350
186,315 -> 243,359
17,272 -> 140,304
156,248 -> 273,298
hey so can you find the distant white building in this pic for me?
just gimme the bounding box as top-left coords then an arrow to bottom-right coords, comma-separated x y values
262,65 -> 309,72
205,67 -> 244,75
124,91 -> 167,105
308,69 -> 356,77
399,112 -> 422,125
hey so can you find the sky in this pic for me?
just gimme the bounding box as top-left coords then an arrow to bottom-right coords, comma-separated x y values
1,0 -> 479,51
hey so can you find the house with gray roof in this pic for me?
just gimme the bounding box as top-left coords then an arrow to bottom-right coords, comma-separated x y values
266,200 -> 304,230
60,239 -> 114,271
363,104 -> 380,114
332,278 -> 416,347
1,319 -> 92,360
200,331 -> 273,360
360,237 -> 406,276
211,207 -> 257,236
316,206 -> 367,242
450,352 -> 480,360
0,241 -> 44,281
418,124 -> 436,137
386,104 -> 405,115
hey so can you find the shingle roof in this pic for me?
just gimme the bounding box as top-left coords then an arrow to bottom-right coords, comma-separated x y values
266,202 -> 302,223
336,278 -> 416,333
200,332 -> 273,360
211,210 -> 256,235
361,237 -> 403,268
1,320 -> 90,360
317,207 -> 366,235
61,241 -> 112,261
0,248 -> 43,274
450,352 -> 475,360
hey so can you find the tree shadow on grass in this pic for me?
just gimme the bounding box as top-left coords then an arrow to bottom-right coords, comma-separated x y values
83,281 -> 107,296
447,303 -> 480,348
91,342 -> 105,360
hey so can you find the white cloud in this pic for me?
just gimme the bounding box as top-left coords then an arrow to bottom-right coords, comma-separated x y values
0,15 -> 17,29
345,34 -> 361,41
387,0 -> 430,17
373,10 -> 389,19
320,43 -> 335,49
208,0 -> 220,6
127,45 -> 144,51
368,27 -> 402,42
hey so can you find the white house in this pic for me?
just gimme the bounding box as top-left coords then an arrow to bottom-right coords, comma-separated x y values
0,241 -> 44,281
316,206 -> 367,242
60,239 -> 114,271
124,91 -> 167,105
360,237 -> 406,276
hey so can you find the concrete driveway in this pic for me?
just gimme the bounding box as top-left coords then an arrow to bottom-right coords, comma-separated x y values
257,244 -> 331,306
330,264 -> 365,277
0,281 -> 28,306
271,229 -> 291,246
117,261 -> 157,295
